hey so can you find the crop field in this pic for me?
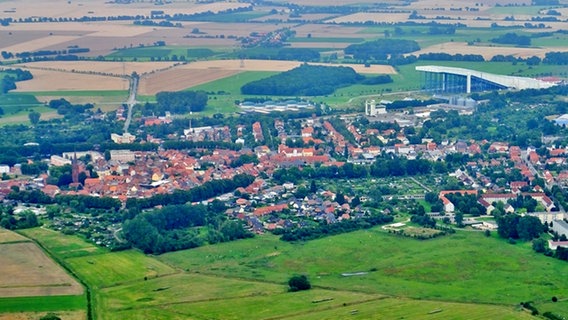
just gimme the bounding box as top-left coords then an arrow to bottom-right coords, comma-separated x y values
139,68 -> 241,96
0,0 -> 248,21
12,69 -> 127,93
0,227 -> 29,243
414,42 -> 568,59
0,241 -> 83,297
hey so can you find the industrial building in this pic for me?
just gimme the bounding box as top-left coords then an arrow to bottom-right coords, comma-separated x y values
416,65 -> 558,94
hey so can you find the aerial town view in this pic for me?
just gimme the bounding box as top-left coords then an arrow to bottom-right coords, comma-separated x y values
0,0 -> 568,319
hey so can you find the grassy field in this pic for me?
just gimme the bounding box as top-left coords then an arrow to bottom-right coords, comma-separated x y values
289,37 -> 366,43
159,231 -> 568,312
10,225 -> 566,319
65,250 -> 177,289
0,295 -> 86,313
18,227 -> 107,259
188,71 -> 277,115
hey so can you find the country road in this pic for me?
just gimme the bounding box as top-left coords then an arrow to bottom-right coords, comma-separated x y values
123,75 -> 138,133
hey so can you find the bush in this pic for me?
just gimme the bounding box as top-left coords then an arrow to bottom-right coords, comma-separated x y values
288,275 -> 311,292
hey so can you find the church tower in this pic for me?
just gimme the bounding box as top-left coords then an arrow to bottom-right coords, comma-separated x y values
71,152 -> 79,184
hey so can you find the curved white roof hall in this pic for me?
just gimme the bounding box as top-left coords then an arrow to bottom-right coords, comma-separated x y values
416,65 -> 557,91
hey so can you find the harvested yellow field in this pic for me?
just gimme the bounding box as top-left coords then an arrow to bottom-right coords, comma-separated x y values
0,311 -> 85,320
0,228 -> 29,244
139,68 -> 240,95
0,242 -> 83,297
1,35 -> 81,55
0,0 -> 248,20
12,68 -> 127,92
414,42 -> 568,59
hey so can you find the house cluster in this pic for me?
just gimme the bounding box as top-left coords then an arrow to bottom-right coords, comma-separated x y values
439,190 -> 555,215
224,183 -> 366,233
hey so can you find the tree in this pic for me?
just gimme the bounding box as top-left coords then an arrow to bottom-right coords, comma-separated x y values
28,111 -> 40,125
288,275 -> 311,292
40,313 -> 61,320
532,238 -> 547,253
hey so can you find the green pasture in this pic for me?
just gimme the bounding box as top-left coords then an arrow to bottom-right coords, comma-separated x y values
65,250 -> 176,289
532,33 -> 568,47
18,227 -> 107,259
357,26 -> 530,48
289,37 -> 366,43
159,231 -> 568,311
487,5 -> 549,15
98,273 -> 288,311
10,224 -> 566,319
282,298 -> 536,320
108,47 -> 172,58
188,71 -> 276,115
0,295 -> 86,313
0,93 -> 41,108
192,11 -> 269,22
108,46 -> 224,60
161,289 -> 383,320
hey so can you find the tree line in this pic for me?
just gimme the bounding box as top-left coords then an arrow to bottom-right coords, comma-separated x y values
272,156 -> 442,184
344,39 -> 420,60
150,90 -> 208,115
122,203 -> 253,254
1,68 -> 33,94
274,214 -> 393,242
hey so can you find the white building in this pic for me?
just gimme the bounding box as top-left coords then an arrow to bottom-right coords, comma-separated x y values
50,155 -> 72,166
0,165 -> 10,174
365,99 -> 387,116
111,133 -> 136,144
110,150 -> 135,162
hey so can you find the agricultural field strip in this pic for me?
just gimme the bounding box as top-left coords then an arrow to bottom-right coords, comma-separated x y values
0,241 -> 83,297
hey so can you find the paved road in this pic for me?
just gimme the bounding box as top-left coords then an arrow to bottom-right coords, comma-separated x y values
123,76 -> 138,133
410,177 -> 432,193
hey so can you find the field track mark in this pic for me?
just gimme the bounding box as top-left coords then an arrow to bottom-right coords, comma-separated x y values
98,270 -> 182,290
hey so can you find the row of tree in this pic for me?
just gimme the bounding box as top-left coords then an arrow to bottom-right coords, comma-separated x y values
274,214 -> 393,241
272,157 -> 442,184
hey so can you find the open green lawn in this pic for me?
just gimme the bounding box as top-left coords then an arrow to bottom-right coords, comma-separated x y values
0,93 -> 41,108
18,227 -> 107,259
107,46 -> 227,60
66,250 -> 176,289
0,295 -> 86,313
159,230 -> 568,312
189,71 -> 276,115
486,5 -> 549,15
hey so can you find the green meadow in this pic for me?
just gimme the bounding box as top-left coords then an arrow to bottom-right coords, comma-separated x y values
10,225 -> 567,319
0,295 -> 86,313
107,46 -> 226,60
158,231 -> 567,307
